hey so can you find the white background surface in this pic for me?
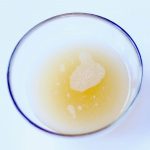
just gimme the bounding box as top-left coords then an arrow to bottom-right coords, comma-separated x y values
0,0 -> 150,150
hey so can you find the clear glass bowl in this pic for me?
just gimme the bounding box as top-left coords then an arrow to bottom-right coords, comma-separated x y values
7,13 -> 143,136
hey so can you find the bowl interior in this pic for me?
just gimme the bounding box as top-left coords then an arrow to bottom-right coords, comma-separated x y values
8,13 -> 143,136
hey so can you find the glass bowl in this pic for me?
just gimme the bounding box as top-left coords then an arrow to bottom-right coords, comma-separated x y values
7,12 -> 143,137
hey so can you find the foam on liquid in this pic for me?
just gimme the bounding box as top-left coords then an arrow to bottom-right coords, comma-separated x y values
70,52 -> 105,92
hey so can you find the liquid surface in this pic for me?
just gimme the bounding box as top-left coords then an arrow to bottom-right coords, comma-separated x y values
32,47 -> 130,135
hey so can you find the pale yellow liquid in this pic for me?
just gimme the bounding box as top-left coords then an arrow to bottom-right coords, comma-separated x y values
32,47 -> 130,135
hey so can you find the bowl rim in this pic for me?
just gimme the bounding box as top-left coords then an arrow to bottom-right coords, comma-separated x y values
7,12 -> 143,137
